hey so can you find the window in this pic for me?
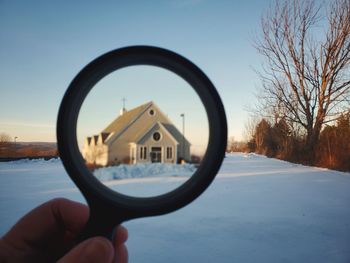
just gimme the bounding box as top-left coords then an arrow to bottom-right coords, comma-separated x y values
149,109 -> 155,116
153,132 -> 161,141
140,146 -> 147,160
131,148 -> 136,161
143,147 -> 147,159
166,147 -> 173,159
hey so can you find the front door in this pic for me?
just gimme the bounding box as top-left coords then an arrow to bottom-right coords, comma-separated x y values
150,147 -> 162,163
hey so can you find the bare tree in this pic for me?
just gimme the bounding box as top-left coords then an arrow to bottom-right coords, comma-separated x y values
0,132 -> 11,145
243,116 -> 259,142
227,136 -> 235,152
255,0 -> 350,160
0,132 -> 12,157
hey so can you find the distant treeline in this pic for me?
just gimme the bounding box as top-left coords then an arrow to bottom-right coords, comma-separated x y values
0,137 -> 58,159
228,114 -> 350,172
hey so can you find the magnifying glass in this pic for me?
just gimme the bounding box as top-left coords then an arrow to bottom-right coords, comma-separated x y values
57,46 -> 227,241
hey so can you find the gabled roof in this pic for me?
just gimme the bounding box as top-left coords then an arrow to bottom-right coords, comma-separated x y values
135,121 -> 179,145
103,101 -> 152,134
102,101 -> 191,147
101,132 -> 110,141
162,123 -> 191,146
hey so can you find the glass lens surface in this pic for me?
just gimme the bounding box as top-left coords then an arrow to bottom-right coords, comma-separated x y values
77,66 -> 209,197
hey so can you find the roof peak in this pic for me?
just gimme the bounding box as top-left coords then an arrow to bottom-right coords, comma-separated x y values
103,101 -> 156,134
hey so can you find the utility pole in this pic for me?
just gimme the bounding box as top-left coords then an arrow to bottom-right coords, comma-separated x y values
180,113 -> 185,162
14,136 -> 18,157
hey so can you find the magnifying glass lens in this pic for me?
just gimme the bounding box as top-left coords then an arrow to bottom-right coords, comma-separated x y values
77,66 -> 209,197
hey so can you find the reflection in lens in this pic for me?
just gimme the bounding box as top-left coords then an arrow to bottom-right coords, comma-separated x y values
77,66 -> 209,197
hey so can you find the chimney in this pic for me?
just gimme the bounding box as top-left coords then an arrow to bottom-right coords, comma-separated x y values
120,107 -> 127,116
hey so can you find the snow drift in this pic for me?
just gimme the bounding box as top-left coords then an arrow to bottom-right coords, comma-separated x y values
93,163 -> 196,181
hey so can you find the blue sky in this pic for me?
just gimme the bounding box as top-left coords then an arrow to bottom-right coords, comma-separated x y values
0,0 -> 269,142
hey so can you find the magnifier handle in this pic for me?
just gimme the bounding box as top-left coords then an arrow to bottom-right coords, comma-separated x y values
76,216 -> 122,242
54,216 -> 121,261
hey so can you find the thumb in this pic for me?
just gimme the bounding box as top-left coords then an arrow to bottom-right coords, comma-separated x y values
58,237 -> 114,263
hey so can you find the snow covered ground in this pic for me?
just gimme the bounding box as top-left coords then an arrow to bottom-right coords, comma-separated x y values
93,163 -> 195,197
0,153 -> 350,262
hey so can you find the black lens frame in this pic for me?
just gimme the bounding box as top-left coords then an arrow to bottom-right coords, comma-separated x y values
57,46 -> 227,238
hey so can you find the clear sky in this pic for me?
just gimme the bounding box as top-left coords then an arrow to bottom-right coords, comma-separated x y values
0,0 -> 269,143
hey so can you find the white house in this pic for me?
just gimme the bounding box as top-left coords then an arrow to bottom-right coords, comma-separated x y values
82,101 -> 191,166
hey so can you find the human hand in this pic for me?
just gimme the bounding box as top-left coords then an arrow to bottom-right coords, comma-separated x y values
0,198 -> 128,263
